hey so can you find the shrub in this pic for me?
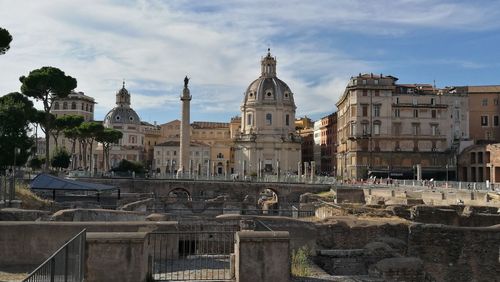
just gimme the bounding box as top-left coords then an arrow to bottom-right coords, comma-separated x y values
291,246 -> 311,277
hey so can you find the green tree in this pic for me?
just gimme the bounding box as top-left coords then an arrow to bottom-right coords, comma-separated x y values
51,148 -> 71,170
19,67 -> 77,171
112,159 -> 145,174
52,114 -> 84,148
77,121 -> 103,171
29,156 -> 45,170
0,92 -> 37,169
0,27 -> 12,55
62,115 -> 84,169
96,128 -> 123,171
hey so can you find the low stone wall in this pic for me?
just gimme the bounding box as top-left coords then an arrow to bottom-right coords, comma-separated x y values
408,223 -> 500,282
410,205 -> 500,227
335,188 -> 365,204
0,221 -> 177,267
0,208 -> 51,221
316,217 -> 409,249
49,208 -> 147,221
86,232 -> 150,282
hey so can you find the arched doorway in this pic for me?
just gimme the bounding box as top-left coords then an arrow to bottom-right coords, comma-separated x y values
258,188 -> 279,215
167,188 -> 191,203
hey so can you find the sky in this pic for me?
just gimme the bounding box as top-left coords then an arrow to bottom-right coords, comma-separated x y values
1,0 -> 500,124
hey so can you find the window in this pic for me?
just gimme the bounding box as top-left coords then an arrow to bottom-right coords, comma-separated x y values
247,113 -> 252,126
90,105 -> 93,112
431,110 -> 436,119
395,97 -> 399,104
71,102 -> 76,109
430,98 -> 435,105
495,99 -> 499,105
362,123 -> 368,135
394,109 -> 400,117
363,89 -> 367,96
63,102 -> 68,109
412,98 -> 417,105
217,153 -> 224,159
413,109 -> 419,118
86,104 -> 89,111
54,102 -> 59,110
350,123 -> 356,136
373,123 -> 380,135
431,124 -> 438,136
362,105 -> 368,117
173,151 -> 177,156
374,105 -> 381,117
481,115 -> 488,126
478,152 -> 483,163
412,124 -> 420,135
285,114 -> 290,126
362,79 -> 367,85
81,104 -> 84,110
495,116 -> 499,126
393,123 -> 401,136
374,90 -> 379,96
374,79 -> 379,85
266,113 -> 272,125
482,99 -> 488,106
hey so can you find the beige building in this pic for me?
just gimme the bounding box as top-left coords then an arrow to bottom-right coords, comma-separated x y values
336,74 -> 468,180
234,49 -> 301,176
151,120 -> 235,175
153,141 -> 210,176
51,91 -> 96,169
452,86 -> 500,143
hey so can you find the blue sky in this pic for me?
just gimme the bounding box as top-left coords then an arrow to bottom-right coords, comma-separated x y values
1,0 -> 500,124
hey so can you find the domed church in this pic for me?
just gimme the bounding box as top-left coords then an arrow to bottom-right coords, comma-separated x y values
234,49 -> 301,176
103,82 -> 145,167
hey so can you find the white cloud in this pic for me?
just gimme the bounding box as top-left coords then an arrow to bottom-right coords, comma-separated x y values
0,0 -> 498,123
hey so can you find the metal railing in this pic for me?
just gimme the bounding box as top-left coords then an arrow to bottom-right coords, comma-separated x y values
69,170 -> 339,185
23,229 -> 86,282
148,230 -> 236,281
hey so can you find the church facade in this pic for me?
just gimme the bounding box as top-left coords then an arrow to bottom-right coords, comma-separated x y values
233,50 -> 301,176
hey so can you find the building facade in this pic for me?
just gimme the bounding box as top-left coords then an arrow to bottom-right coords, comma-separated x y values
336,74 -> 468,180
153,141 -> 210,176
454,86 -> 500,144
50,91 -> 96,169
103,83 -> 145,168
319,112 -> 337,175
234,49 -> 301,176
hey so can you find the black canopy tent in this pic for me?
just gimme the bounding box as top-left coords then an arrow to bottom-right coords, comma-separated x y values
30,173 -> 120,202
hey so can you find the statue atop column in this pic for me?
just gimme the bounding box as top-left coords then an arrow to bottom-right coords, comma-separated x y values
184,76 -> 189,88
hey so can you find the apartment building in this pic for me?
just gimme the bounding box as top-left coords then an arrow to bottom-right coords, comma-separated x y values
336,74 -> 468,180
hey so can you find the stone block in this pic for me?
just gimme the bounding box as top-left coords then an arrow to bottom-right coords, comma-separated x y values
85,232 -> 150,282
235,231 -> 290,282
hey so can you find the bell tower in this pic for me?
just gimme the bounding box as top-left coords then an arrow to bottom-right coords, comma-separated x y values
261,48 -> 277,77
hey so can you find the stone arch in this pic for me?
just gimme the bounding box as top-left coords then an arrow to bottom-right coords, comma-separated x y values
167,187 -> 192,202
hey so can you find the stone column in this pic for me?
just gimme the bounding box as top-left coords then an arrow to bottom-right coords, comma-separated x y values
178,77 -> 191,178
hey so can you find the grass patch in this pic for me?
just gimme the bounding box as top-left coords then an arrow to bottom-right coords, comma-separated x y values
15,183 -> 53,210
291,246 -> 312,277
316,190 -> 336,201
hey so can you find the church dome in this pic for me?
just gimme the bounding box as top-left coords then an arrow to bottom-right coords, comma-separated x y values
242,49 -> 296,108
104,82 -> 141,127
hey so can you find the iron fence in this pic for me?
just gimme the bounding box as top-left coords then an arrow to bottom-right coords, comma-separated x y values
148,230 -> 236,281
23,229 -> 86,282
